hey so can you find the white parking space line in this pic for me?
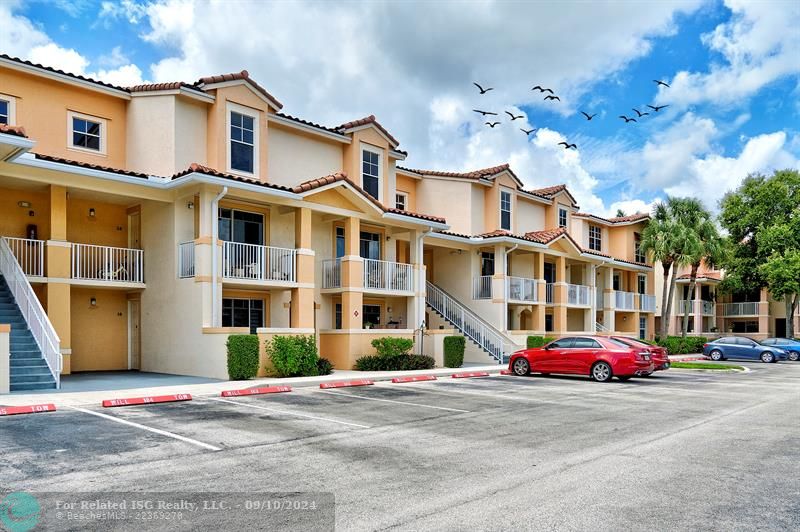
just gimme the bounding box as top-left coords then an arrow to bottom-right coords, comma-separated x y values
317,390 -> 470,413
69,407 -> 221,452
207,397 -> 370,429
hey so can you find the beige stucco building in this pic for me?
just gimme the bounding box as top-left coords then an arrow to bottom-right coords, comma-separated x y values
0,53 -> 663,391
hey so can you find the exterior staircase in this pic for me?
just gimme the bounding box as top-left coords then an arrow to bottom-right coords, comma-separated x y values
0,276 -> 57,391
426,281 -> 521,364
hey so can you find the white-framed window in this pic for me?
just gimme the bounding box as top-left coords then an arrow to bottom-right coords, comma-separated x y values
222,298 -> 264,334
500,189 -> 512,231
0,93 -> 16,125
395,192 -> 408,211
362,146 -> 381,200
637,273 -> 647,294
558,207 -> 568,228
634,232 -> 646,263
227,102 -> 259,176
589,224 -> 602,251
67,111 -> 106,154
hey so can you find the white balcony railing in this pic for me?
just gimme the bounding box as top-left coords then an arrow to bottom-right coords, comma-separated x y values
71,243 -> 144,283
178,241 -> 195,278
679,299 -> 715,315
545,283 -> 554,304
2,237 -> 44,277
701,300 -> 715,315
322,258 -> 342,289
567,284 -> 591,306
223,242 -> 296,282
723,302 -> 759,316
639,294 -> 657,312
473,275 -> 493,300
364,258 -> 413,292
614,290 -> 636,311
507,276 -> 538,303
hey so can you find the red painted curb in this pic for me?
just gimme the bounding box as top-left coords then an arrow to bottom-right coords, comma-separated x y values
500,369 -> 513,375
451,372 -> 490,379
0,404 -> 56,416
319,379 -> 374,389
101,394 -> 192,408
221,385 -> 292,397
391,375 -> 437,383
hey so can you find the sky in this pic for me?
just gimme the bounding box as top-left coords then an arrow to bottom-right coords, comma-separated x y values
3,0 -> 799,217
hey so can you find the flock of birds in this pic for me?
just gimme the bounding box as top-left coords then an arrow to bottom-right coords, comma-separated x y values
471,79 -> 672,150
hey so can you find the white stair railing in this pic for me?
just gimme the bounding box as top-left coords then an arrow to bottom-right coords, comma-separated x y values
0,238 -> 61,388
2,237 -> 45,277
595,321 -> 611,333
427,281 -> 518,364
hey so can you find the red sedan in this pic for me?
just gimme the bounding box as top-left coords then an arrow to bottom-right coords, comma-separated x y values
509,336 -> 655,382
611,336 -> 670,372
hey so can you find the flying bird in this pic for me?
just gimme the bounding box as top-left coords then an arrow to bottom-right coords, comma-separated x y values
520,128 -> 537,135
473,82 -> 494,94
505,111 -> 524,121
544,95 -> 560,101
485,121 -> 501,128
531,85 -> 554,94
647,104 -> 669,112
618,115 -> 637,123
632,108 -> 649,118
558,142 -> 577,150
473,109 -> 498,116
653,80 -> 670,88
581,111 -> 597,120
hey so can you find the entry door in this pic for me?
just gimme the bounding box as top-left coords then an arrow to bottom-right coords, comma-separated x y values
128,211 -> 141,249
775,319 -> 786,338
423,249 -> 434,282
129,300 -> 141,370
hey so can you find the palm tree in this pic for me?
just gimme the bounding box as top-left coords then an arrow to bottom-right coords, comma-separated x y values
679,216 -> 726,337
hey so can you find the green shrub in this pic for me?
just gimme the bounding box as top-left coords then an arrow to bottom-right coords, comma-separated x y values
226,334 -> 260,380
354,354 -> 435,371
371,337 -> 414,357
267,334 -> 319,377
655,336 -> 709,355
443,336 -> 466,368
317,357 -> 333,376
527,336 -> 556,348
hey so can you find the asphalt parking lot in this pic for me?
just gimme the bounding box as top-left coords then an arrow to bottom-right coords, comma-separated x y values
2,361 -> 799,531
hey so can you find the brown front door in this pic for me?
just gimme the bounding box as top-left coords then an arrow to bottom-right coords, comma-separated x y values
129,300 -> 141,370
423,249 -> 434,282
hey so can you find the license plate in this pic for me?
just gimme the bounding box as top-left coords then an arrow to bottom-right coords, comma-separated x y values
643,355 -> 650,360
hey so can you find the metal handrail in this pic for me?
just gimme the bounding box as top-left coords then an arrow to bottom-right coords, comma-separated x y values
2,237 -> 44,277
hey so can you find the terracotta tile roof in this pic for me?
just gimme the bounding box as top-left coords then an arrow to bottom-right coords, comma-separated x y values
524,227 -> 568,244
397,163 -> 511,180
171,163 -> 293,191
0,53 -> 130,94
574,212 -> 650,224
274,113 -> 346,136
336,115 -> 399,147
195,70 -> 283,109
527,184 -> 567,197
32,153 -> 150,178
677,270 -> 722,280
0,123 -> 28,137
292,172 -> 445,224
127,82 -> 208,95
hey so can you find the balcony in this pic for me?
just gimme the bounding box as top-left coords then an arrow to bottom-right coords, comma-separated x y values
545,283 -> 554,304
223,242 -> 297,284
567,284 -> 591,307
613,290 -> 636,311
3,237 -> 44,278
71,243 -> 144,285
723,302 -> 759,317
679,300 -> 715,316
364,258 -> 414,293
507,276 -> 538,303
322,258 -> 342,289
639,294 -> 657,313
473,275 -> 492,300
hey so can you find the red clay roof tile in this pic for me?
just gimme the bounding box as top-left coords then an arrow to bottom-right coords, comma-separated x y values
397,163 -> 511,180
33,153 -> 150,178
0,123 -> 28,138
336,115 -> 400,147
195,70 -> 283,109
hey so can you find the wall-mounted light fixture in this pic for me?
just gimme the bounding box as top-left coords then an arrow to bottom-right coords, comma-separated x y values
187,202 -> 195,210
28,211 -> 35,217
90,297 -> 97,307
18,201 -> 31,208
88,208 -> 96,218
387,306 -> 393,314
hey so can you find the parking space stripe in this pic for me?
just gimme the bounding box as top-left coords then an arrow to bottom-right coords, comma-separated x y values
207,397 -> 371,429
69,407 -> 222,452
317,390 -> 470,413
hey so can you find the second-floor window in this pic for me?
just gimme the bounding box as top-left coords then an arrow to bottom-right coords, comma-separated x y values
69,112 -> 105,153
589,224 -> 602,251
230,111 -> 255,174
395,192 -> 408,211
558,207 -> 568,228
0,99 -> 9,124
634,232 -> 646,263
362,149 -> 380,200
500,190 -> 512,231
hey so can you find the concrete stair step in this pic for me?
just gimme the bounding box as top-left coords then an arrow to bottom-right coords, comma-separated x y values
10,367 -> 53,377
10,357 -> 47,367
10,380 -> 58,391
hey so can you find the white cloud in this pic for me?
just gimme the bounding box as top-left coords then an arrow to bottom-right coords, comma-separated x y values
659,0 -> 800,108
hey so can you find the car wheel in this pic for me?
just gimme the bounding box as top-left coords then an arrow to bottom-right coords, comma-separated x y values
788,352 -> 799,362
617,376 -> 632,382
591,362 -> 613,382
760,351 -> 775,363
512,358 -> 530,376
709,350 -> 724,361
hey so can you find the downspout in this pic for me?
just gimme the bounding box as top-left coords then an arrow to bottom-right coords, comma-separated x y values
503,244 -> 518,333
211,186 -> 228,327
417,227 -> 434,355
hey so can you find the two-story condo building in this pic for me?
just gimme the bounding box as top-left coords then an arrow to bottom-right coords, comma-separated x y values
0,53 -> 659,391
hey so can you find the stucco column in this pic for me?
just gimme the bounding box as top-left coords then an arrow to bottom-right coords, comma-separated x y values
602,266 -> 615,332
195,188 -> 220,328
693,282 -> 703,334
758,288 -> 770,335
553,256 -> 567,333
290,207 -> 315,329
584,264 -> 595,332
406,229 -> 424,335
533,252 -> 546,332
341,216 -> 363,329
46,185 -> 72,374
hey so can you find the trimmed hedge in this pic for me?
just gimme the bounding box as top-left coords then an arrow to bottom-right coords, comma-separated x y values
371,337 -> 414,357
267,334 -> 319,377
226,334 -> 260,380
354,354 -> 435,371
317,357 -> 334,376
655,336 -> 709,355
443,336 -> 466,368
527,336 -> 556,348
